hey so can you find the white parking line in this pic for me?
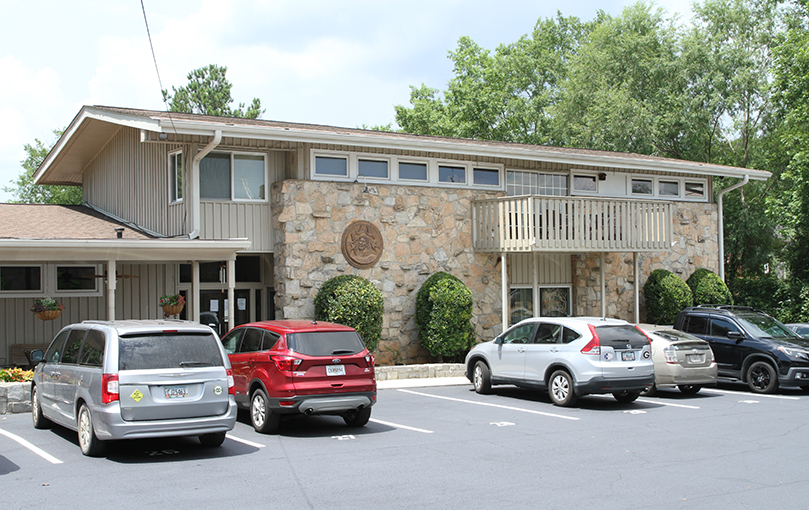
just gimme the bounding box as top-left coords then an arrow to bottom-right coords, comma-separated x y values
226,433 -> 266,448
636,398 -> 700,409
702,388 -> 800,400
370,418 -> 434,434
0,428 -> 63,464
398,389 -> 580,421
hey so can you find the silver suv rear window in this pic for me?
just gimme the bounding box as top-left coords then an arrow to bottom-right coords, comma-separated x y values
287,331 -> 365,356
595,325 -> 649,348
119,333 -> 224,370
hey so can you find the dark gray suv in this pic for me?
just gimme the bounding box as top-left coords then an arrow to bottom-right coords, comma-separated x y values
31,320 -> 237,456
674,306 -> 809,393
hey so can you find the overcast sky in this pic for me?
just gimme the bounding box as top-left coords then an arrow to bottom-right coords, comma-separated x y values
0,0 -> 694,202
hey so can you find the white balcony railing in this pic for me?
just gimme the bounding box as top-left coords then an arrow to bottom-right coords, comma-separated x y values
472,195 -> 672,253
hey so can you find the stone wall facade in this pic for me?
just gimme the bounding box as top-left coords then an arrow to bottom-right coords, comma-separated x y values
271,180 -> 503,365
573,201 -> 719,321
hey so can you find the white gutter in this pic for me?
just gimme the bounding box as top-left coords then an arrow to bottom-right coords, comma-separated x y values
189,130 -> 222,239
717,175 -> 749,282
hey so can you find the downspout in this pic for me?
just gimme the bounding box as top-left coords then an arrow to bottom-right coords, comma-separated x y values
189,130 -> 222,239
717,175 -> 749,282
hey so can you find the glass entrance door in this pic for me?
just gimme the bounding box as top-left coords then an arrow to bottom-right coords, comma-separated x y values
199,289 -> 251,336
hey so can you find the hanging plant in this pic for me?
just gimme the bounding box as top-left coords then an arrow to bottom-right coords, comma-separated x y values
31,297 -> 64,321
160,294 -> 185,317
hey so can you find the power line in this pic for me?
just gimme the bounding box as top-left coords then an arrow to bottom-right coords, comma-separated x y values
140,0 -> 177,134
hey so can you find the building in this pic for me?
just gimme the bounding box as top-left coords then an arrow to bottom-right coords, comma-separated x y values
0,106 -> 770,366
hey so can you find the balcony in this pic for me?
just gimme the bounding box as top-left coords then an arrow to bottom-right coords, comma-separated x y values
472,195 -> 672,253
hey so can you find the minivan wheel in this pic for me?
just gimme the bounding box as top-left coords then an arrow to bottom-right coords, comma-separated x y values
473,361 -> 492,394
747,361 -> 778,394
199,432 -> 227,447
612,390 -> 641,403
78,404 -> 105,457
678,385 -> 701,395
250,388 -> 280,434
549,370 -> 578,407
343,407 -> 372,427
31,385 -> 51,429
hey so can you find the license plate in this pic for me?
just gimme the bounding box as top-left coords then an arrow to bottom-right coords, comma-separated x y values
688,354 -> 701,364
621,351 -> 636,362
164,386 -> 188,399
326,365 -> 346,376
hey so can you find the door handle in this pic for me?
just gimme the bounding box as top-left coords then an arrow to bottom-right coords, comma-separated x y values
517,348 -> 526,353
550,348 -> 560,352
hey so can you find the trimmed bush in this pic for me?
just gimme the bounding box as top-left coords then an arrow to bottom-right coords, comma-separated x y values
643,269 -> 693,325
314,275 -> 383,352
415,272 -> 476,360
686,268 -> 733,306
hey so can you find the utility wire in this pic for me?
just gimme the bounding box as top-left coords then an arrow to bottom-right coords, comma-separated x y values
140,0 -> 177,134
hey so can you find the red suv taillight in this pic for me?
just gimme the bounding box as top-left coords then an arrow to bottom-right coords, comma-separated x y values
102,373 -> 119,403
226,368 -> 235,395
271,355 -> 303,372
581,325 -> 601,355
365,353 -> 375,367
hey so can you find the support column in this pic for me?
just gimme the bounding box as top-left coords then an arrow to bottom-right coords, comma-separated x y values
532,252 -> 539,318
107,259 -> 116,321
501,252 -> 508,332
227,258 -> 236,333
634,252 -> 639,324
601,252 -> 606,317
192,261 -> 200,322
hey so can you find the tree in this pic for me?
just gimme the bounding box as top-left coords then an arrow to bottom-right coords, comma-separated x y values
162,64 -> 264,119
2,130 -> 82,205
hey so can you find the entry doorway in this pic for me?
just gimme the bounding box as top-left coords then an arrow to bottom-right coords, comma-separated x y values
199,289 -> 250,336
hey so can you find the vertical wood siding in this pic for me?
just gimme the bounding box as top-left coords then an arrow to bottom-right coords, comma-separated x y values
509,254 -> 572,285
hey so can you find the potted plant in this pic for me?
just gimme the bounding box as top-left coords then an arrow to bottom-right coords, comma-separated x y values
160,294 -> 185,317
31,297 -> 64,321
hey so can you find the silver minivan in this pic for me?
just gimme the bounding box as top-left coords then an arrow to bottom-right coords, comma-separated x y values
30,320 -> 237,456
465,317 -> 655,406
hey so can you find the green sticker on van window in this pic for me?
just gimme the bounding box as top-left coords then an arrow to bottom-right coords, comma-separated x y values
131,390 -> 144,402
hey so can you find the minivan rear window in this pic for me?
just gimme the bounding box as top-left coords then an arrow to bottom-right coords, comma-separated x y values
119,333 -> 224,370
287,331 -> 365,356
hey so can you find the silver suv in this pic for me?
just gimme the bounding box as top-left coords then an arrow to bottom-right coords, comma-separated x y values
465,317 -> 654,406
30,320 -> 237,456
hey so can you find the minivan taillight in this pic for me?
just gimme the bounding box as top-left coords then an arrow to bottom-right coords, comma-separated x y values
102,373 -> 119,403
226,368 -> 235,395
271,355 -> 302,372
581,325 -> 601,355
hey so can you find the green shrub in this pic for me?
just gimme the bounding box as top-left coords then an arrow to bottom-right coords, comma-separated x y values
686,268 -> 733,306
314,275 -> 383,352
415,272 -> 476,360
643,269 -> 693,325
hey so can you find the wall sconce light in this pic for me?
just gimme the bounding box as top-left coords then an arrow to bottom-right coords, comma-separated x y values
598,172 -> 607,181
158,133 -> 168,141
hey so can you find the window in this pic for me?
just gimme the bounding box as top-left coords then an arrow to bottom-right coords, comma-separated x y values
200,152 -> 266,201
501,323 -> 535,344
684,316 -> 708,335
170,152 -> 183,202
61,329 -> 87,364
238,328 -> 264,353
221,328 -> 244,355
572,173 -> 598,194
57,266 -> 97,291
78,330 -> 106,367
358,159 -> 389,179
510,288 -> 533,325
540,287 -> 571,317
631,178 -> 653,195
474,167 -> 500,186
659,180 -> 679,196
399,162 -> 427,181
439,165 -> 466,184
685,181 -> 705,198
710,318 -> 741,337
534,323 -> 561,344
0,266 -> 41,292
507,171 -> 568,196
315,156 -> 348,177
45,329 -> 70,363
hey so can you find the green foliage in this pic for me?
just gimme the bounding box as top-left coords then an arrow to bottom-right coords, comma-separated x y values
415,272 -> 476,360
686,268 -> 733,306
163,64 -> 264,119
3,130 -> 82,205
643,269 -> 693,324
314,275 -> 383,352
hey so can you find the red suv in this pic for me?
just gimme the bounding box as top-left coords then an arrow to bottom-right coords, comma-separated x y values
220,320 -> 376,433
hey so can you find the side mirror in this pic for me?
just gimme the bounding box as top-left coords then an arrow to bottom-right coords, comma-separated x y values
494,337 -> 503,345
727,331 -> 744,341
27,349 -> 44,364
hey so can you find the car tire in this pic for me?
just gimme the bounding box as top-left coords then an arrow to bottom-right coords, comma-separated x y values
678,385 -> 701,395
549,370 -> 578,407
612,390 -> 641,403
250,388 -> 280,434
746,361 -> 778,394
343,407 -> 372,427
78,403 -> 105,457
31,385 -> 51,429
199,432 -> 227,447
640,383 -> 657,397
472,361 -> 492,394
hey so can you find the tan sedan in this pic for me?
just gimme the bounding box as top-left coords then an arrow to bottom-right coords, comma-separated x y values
639,326 -> 718,396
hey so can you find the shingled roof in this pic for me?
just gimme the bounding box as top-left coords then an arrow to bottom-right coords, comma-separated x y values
0,204 -> 151,240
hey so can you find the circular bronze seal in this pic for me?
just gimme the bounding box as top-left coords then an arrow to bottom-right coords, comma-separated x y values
341,221 -> 383,269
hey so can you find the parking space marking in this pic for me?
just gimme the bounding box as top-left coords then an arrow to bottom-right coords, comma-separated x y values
702,388 -> 800,400
636,398 -> 700,409
226,433 -> 266,448
0,428 -> 63,464
370,418 -> 434,434
398,389 -> 580,421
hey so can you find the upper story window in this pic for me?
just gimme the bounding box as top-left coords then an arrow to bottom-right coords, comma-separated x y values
200,152 -> 267,201
507,171 -> 568,196
629,175 -> 707,201
571,171 -> 600,195
311,149 -> 502,190
169,152 -> 183,202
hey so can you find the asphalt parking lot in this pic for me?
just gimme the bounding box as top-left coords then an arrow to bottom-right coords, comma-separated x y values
3,380 -> 809,510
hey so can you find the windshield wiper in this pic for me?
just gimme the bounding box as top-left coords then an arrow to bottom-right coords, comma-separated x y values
179,361 -> 214,367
